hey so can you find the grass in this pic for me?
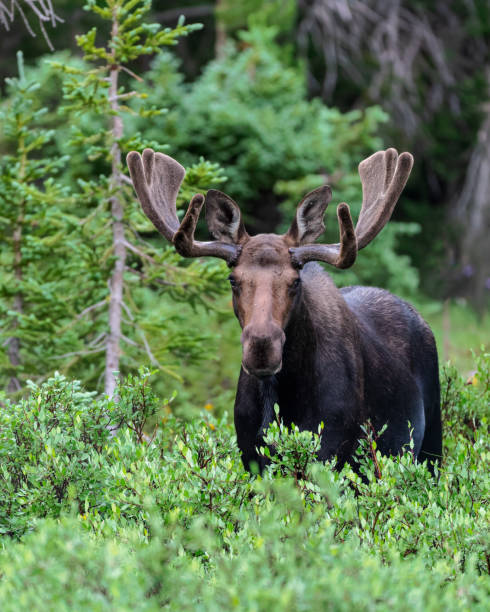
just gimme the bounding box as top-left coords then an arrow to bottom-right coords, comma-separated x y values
418,298 -> 489,373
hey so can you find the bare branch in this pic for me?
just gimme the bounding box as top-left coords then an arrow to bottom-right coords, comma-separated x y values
87,332 -> 107,349
139,328 -> 161,368
52,347 -> 106,360
297,0 -> 487,135
0,0 -> 63,50
76,299 -> 107,320
119,173 -> 133,186
120,65 -> 143,82
121,334 -> 139,347
120,299 -> 134,322
124,239 -> 157,264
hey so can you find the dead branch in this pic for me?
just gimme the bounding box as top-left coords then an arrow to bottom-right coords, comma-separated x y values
0,0 -> 63,50
297,0 -> 487,135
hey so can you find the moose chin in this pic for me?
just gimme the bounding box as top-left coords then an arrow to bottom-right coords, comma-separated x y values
127,148 -> 442,475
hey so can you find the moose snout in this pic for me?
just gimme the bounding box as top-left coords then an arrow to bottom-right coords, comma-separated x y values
241,323 -> 285,377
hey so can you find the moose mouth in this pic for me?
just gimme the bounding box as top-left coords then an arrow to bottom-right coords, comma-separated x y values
242,361 -> 283,378
240,321 -> 286,379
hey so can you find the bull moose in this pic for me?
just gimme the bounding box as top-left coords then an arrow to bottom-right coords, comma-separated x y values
127,148 -> 442,474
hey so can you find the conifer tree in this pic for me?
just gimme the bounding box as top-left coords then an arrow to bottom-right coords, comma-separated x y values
52,0 -> 226,396
0,52 -> 87,392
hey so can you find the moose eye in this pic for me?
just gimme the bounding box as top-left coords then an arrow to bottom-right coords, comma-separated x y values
228,275 -> 239,289
290,278 -> 301,293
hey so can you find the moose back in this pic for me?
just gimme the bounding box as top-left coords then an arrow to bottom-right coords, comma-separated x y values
127,148 -> 442,473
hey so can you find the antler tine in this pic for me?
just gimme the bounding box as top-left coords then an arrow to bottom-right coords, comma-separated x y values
289,148 -> 413,270
289,203 -> 357,269
356,148 -> 414,250
127,148 -> 241,266
173,194 -> 242,265
127,148 -> 184,243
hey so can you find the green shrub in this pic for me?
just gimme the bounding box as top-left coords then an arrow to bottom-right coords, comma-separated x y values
0,494 -> 487,611
440,349 -> 489,443
0,369 -> 162,537
0,354 -> 488,608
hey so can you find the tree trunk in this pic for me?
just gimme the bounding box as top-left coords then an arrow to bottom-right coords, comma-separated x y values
104,15 -> 126,397
214,0 -> 227,59
7,224 -> 23,392
450,70 -> 490,310
7,143 -> 26,393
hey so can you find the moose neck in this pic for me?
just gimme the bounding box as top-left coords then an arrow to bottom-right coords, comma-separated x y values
255,292 -> 315,437
279,295 -> 320,389
255,266 -> 349,421
284,266 -> 353,370
277,265 -> 362,416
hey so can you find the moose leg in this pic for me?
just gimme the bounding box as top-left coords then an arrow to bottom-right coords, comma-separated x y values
418,343 -> 442,474
418,379 -> 442,474
371,382 -> 427,461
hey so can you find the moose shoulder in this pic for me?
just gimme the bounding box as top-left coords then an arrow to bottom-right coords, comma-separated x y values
127,148 -> 442,474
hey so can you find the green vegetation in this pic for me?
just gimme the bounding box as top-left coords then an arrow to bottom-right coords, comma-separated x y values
422,301 -> 490,373
0,1 -> 230,397
0,2 -> 489,608
0,52 -> 86,392
0,353 -> 488,608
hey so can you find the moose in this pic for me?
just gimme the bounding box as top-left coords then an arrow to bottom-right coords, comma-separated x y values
127,148 -> 442,474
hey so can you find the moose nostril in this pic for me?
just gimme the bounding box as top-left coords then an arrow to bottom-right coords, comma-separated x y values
241,322 -> 285,376
241,324 -> 285,348
253,337 -> 271,351
273,327 -> 286,345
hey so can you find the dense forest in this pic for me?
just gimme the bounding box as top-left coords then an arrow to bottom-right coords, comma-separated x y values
0,1 -> 488,609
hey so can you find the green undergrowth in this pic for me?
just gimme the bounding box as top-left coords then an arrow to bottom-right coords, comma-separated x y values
0,353 -> 488,610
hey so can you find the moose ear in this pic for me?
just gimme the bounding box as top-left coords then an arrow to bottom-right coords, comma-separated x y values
286,186 -> 332,245
205,189 -> 248,244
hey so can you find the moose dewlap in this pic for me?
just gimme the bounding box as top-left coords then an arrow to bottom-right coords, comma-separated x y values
127,148 -> 442,474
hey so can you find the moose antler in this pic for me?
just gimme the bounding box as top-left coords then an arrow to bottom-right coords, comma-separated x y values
289,148 -> 414,269
127,148 -> 241,265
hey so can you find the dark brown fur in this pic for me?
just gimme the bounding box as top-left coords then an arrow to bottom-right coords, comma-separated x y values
231,237 -> 442,474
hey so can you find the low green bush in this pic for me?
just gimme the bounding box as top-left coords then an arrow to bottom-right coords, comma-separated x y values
0,352 -> 488,609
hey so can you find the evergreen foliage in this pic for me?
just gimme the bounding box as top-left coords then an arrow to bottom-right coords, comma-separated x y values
1,1 -> 489,305
0,52 -> 87,392
0,5 -> 425,397
50,0 -> 226,395
0,1 -> 230,395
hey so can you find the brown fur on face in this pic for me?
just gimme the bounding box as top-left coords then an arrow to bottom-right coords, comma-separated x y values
229,234 -> 300,377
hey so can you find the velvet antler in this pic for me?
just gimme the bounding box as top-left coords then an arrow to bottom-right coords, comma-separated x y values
289,149 -> 414,269
127,148 -> 241,265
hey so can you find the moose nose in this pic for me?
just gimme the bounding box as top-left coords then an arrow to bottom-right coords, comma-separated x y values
241,324 -> 285,346
241,323 -> 285,377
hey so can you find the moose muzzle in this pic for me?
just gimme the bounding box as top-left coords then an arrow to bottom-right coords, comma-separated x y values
241,322 -> 286,377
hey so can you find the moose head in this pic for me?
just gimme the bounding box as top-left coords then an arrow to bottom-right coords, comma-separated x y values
127,148 -> 413,379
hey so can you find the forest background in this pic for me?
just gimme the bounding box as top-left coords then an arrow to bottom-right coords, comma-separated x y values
0,0 -> 489,412
0,2 -> 488,608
